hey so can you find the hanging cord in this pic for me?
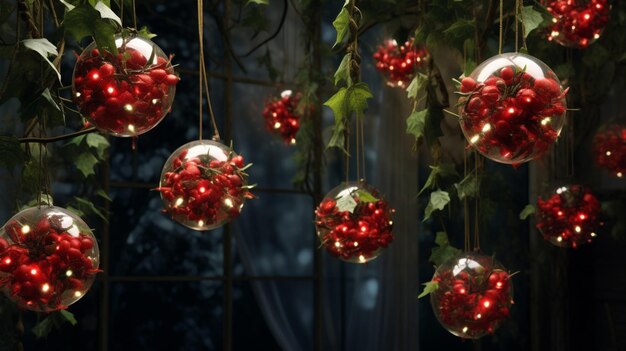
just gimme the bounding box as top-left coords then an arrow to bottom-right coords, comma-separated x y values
346,0 -> 363,182
359,117 -> 366,181
498,0 -> 504,54
519,0 -> 528,51
473,154 -> 481,251
132,0 -> 137,29
197,0 -> 221,141
120,0 -> 124,28
463,147 -> 470,252
515,0 -> 519,52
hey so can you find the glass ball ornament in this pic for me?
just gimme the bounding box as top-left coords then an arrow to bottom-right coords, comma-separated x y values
72,33 -> 179,137
458,53 -> 567,164
262,90 -> 302,145
430,253 -> 514,339
0,206 -> 100,312
373,38 -> 429,88
547,0 -> 610,49
158,140 -> 254,231
536,184 -> 602,248
593,121 -> 626,178
314,181 -> 394,263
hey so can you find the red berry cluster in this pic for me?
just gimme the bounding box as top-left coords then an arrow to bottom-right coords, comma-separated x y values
262,90 -> 302,145
536,184 -> 602,248
73,35 -> 179,137
158,142 -> 255,231
0,208 -> 99,312
593,123 -> 626,178
458,56 -> 567,164
431,255 -> 513,339
547,0 -> 610,49
373,39 -> 429,88
315,184 -> 393,263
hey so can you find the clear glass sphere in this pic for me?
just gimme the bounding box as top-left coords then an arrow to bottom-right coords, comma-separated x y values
0,206 -> 100,312
72,33 -> 178,137
593,121 -> 626,178
373,38 -> 430,88
547,0 -> 610,49
314,181 -> 394,263
458,53 -> 567,164
262,90 -> 302,145
536,184 -> 602,248
159,140 -> 251,231
430,253 -> 514,339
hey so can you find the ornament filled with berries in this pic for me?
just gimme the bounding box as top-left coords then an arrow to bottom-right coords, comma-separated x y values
315,181 -> 394,263
72,31 -> 179,137
422,253 -> 514,339
457,53 -> 568,164
546,0 -> 610,49
0,206 -> 100,312
536,184 -> 602,248
157,140 -> 255,231
593,121 -> 626,178
373,38 -> 429,88
262,90 -> 302,145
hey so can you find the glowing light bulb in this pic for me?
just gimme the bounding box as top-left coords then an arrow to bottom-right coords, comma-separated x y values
462,326 -> 469,333
335,241 -> 341,248
106,86 -> 115,94
579,214 -> 586,220
74,291 -> 83,297
198,220 -> 204,227
30,268 -> 37,275
606,151 -> 612,156
594,33 -> 600,39
388,220 -> 393,225
389,66 -> 395,71
617,172 -> 623,178
358,255 -> 366,263
583,13 -> 590,20
507,107 -> 515,114
541,117 -> 552,126
470,135 -> 480,144
557,236 -> 563,242
354,242 -> 359,247
416,57 -> 422,62
574,226 -> 582,233
21,225 -> 30,234
483,300 -> 491,308
66,270 -> 73,277
75,92 -> 82,98
290,138 -> 296,145
557,211 -> 563,216
591,232 -> 597,237
360,225 -> 368,232
91,72 -> 100,80
273,122 -> 281,129
224,198 -> 234,208
199,187 -> 206,193
152,98 -> 159,105
127,124 -> 135,133
4,258 -> 10,264
552,18 -> 558,23
476,313 -> 482,319
496,281 -> 503,288
174,197 -> 184,207
124,104 -> 133,112
42,283 -> 50,293
482,123 -> 492,133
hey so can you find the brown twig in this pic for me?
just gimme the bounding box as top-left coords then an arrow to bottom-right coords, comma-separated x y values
17,0 -> 40,38
19,127 -> 98,144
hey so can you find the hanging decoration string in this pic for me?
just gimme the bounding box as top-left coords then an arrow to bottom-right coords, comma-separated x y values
120,0 -> 124,28
473,154 -> 481,251
498,0 -> 504,54
515,0 -> 519,52
197,0 -> 220,141
346,0 -> 364,182
132,0 -> 137,29
463,147 -> 470,252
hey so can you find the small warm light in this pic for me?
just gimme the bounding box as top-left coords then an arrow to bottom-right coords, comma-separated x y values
389,66 -> 395,71
483,300 -> 491,308
583,13 -> 591,20
290,138 -> 296,145
21,225 -> 31,234
335,241 -> 341,248
91,72 -> 100,80
541,117 -> 551,126
617,172 -> 623,178
127,124 -> 135,133
198,220 -> 204,227
224,198 -> 234,208
557,236 -> 563,242
360,226 -> 368,232
174,197 -> 184,207
30,269 -> 37,275
405,59 -> 412,65
482,123 -> 491,133
496,281 -> 503,288
591,232 -> 597,237
416,57 -> 421,62
75,92 -> 82,98
507,107 -> 515,114
606,151 -> 612,156
594,33 -> 601,39
42,283 -> 50,293
4,258 -> 10,264
476,313 -> 482,319
124,104 -> 133,112
358,255 -> 366,263
579,214 -> 587,220
397,81 -> 404,87
462,326 -> 469,333
552,18 -> 558,23
199,187 -> 206,193
273,122 -> 281,129
574,226 -> 582,233
551,31 -> 560,37
272,112 -> 278,118
353,242 -> 359,247
460,288 -> 466,294
388,220 -> 393,225
106,86 -> 115,94
470,135 -> 480,144
557,211 -> 564,216
151,98 -> 159,105
74,291 -> 83,297
66,270 -> 73,277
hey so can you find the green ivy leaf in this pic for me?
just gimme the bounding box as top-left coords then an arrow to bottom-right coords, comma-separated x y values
32,310 -> 77,339
93,1 -> 121,27
63,4 -> 119,55
348,82 -> 373,119
454,172 -> 479,200
418,164 -> 458,196
332,7 -> 350,48
32,316 -> 54,339
324,87 -> 348,150
0,136 -> 26,169
21,38 -> 61,82
334,53 -> 351,86
519,204 -> 535,220
95,189 -> 112,202
406,109 -> 427,143
336,193 -> 357,213
423,190 -> 450,221
85,133 -> 109,160
137,26 -> 157,39
429,231 -> 462,266
418,280 -> 439,299
58,310 -> 77,326
73,196 -> 107,221
75,152 -> 99,178
247,0 -> 269,4
356,189 -> 378,203
521,5 -> 544,38
406,73 -> 428,99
